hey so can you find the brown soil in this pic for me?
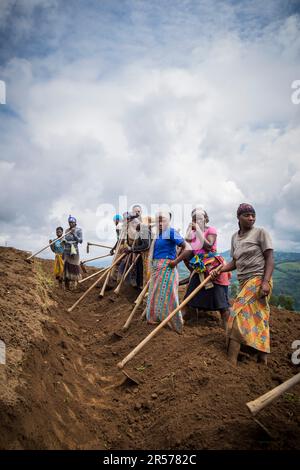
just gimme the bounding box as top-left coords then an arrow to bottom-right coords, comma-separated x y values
0,246 -> 299,450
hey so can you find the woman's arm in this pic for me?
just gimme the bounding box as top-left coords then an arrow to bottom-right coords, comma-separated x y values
169,241 -> 193,268
183,256 -> 193,272
261,249 -> 274,297
210,259 -> 236,280
185,223 -> 194,242
202,234 -> 217,252
131,225 -> 151,252
49,240 -> 55,253
110,240 -> 118,255
72,228 -> 83,244
193,223 -> 205,246
193,224 -> 216,252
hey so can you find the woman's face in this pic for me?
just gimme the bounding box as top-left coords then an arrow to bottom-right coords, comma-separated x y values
239,212 -> 256,229
192,213 -> 205,226
157,215 -> 169,232
132,206 -> 142,218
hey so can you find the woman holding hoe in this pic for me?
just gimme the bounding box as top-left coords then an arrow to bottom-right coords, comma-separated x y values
210,203 -> 274,365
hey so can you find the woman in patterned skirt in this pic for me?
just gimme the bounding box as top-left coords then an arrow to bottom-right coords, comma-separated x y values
211,203 -> 274,365
146,211 -> 190,333
63,215 -> 83,289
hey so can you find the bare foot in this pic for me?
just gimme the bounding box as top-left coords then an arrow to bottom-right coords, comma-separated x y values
257,352 -> 268,365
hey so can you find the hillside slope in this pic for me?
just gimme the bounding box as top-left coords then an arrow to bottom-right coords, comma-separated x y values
0,247 -> 299,450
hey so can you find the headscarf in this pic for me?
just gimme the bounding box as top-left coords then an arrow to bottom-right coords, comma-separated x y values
237,203 -> 255,217
191,205 -> 204,216
68,215 -> 76,224
113,214 -> 123,222
131,204 -> 142,212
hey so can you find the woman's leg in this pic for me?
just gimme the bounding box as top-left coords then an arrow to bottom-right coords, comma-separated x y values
227,338 -> 241,365
220,308 -> 230,330
257,351 -> 268,365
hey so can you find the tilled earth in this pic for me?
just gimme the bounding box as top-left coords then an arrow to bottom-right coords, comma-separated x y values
0,247 -> 299,450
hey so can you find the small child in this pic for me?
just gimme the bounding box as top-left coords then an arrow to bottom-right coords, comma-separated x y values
49,227 -> 64,286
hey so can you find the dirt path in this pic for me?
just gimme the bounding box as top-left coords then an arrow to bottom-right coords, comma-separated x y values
0,247 -> 299,449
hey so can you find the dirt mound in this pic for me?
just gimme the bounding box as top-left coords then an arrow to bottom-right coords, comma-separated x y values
0,246 -> 299,450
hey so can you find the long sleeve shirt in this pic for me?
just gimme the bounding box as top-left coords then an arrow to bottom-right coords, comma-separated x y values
63,227 -> 83,255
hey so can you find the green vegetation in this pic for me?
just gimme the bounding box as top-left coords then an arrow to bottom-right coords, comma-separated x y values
271,261 -> 300,311
221,252 -> 300,311
270,293 -> 295,311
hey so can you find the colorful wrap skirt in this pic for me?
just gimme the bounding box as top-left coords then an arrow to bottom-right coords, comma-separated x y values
227,276 -> 272,353
146,259 -> 183,333
63,254 -> 82,282
54,253 -> 64,280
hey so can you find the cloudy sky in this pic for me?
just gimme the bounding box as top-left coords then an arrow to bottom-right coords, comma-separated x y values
0,0 -> 300,257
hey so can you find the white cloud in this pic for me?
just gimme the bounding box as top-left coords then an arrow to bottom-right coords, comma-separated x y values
0,0 -> 300,255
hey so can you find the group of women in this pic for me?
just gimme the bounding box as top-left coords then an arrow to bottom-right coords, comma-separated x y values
50,203 -> 274,366
136,203 -> 274,366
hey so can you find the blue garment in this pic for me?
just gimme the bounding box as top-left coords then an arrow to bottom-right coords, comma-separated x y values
53,239 -> 64,254
153,227 -> 184,260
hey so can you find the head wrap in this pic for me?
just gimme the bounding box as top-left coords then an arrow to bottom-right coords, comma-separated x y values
113,214 -> 123,222
131,204 -> 142,211
191,206 -> 205,232
68,215 -> 77,224
191,205 -> 205,217
237,203 -> 256,217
